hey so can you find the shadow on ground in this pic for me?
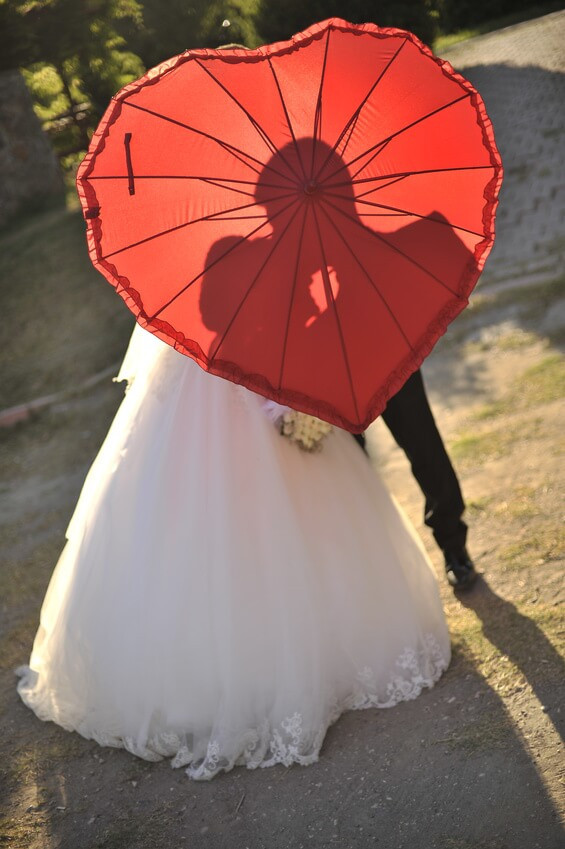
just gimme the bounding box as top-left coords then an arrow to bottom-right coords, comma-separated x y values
1,631 -> 564,848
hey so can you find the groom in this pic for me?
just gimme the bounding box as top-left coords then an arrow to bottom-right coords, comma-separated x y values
355,370 -> 478,590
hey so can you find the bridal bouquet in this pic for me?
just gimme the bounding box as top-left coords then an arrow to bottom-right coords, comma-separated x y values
260,399 -> 333,452
280,410 -> 333,453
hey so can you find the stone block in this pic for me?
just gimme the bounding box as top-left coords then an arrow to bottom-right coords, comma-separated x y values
0,69 -> 64,227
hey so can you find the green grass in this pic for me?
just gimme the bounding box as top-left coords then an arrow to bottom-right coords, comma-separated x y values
0,813 -> 47,849
433,2 -> 564,53
494,329 -> 540,351
518,354 -> 565,405
432,711 -> 509,753
469,275 -> 565,320
87,806 -> 177,849
441,275 -> 565,352
470,353 -> 565,423
465,495 -> 494,515
527,604 -> 565,633
499,523 -> 565,570
450,431 -> 502,462
464,328 -> 541,355
471,399 -> 509,421
496,485 -> 540,520
434,29 -> 481,52
450,417 -> 543,464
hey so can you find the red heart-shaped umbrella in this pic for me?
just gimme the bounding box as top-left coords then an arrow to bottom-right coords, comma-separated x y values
77,18 -> 502,431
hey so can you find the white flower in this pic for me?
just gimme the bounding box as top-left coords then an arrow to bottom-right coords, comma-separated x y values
280,410 -> 333,452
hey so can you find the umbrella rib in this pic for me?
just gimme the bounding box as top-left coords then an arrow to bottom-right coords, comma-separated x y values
340,165 -> 493,189
316,200 -> 416,354
320,195 -> 465,300
325,164 -> 494,191
209,200 -> 306,363
267,57 -> 307,181
194,59 -> 285,161
337,110 -> 360,160
88,175 -> 294,198
195,177 -> 299,198
102,192 -> 297,260
89,175 -> 252,198
355,176 -> 409,198
205,214 -> 273,220
314,37 -> 408,182
151,196 -> 301,320
328,136 -> 391,187
311,27 -> 331,176
310,203 -> 361,425
88,175 -> 289,186
193,178 -> 257,198
197,177 -> 295,193
324,191 -> 485,238
120,100 -> 296,186
121,100 -> 262,173
321,93 -> 471,185
278,204 -> 309,390
349,138 -> 393,181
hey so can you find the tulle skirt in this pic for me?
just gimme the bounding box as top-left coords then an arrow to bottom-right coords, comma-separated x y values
17,329 -> 450,780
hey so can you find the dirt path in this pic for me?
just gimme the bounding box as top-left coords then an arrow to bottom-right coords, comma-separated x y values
1,12 -> 564,849
1,304 -> 563,849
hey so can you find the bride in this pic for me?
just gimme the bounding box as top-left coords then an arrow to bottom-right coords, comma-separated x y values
17,323 -> 450,780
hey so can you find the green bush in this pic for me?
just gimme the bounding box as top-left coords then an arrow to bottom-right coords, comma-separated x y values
441,0 -> 548,31
254,0 -> 442,47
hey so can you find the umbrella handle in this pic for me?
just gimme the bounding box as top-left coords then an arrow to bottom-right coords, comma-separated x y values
124,133 -> 135,196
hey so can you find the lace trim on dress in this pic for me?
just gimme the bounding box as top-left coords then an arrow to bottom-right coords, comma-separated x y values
16,634 -> 448,781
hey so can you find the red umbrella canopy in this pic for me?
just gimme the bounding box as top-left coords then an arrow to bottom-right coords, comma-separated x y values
77,18 -> 502,432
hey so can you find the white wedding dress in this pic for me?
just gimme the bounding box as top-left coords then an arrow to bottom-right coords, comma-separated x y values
17,326 -> 450,780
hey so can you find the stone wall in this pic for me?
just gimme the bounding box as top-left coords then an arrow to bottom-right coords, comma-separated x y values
0,69 -> 64,227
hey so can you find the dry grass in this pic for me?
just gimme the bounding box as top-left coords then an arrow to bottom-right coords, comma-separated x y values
498,524 -> 565,570
0,209 -> 132,409
450,416 -> 545,465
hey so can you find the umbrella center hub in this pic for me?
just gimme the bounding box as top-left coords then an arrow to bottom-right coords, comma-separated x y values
303,180 -> 319,196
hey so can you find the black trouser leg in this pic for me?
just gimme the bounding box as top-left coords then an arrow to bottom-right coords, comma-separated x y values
380,370 -> 467,554
352,432 -> 367,453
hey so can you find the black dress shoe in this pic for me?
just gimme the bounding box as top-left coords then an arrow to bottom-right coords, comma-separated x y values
444,548 -> 478,590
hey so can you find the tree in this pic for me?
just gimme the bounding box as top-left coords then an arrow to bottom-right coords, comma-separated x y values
123,0 -> 260,70
254,0 -> 443,47
1,0 -> 144,157
0,0 -> 34,72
